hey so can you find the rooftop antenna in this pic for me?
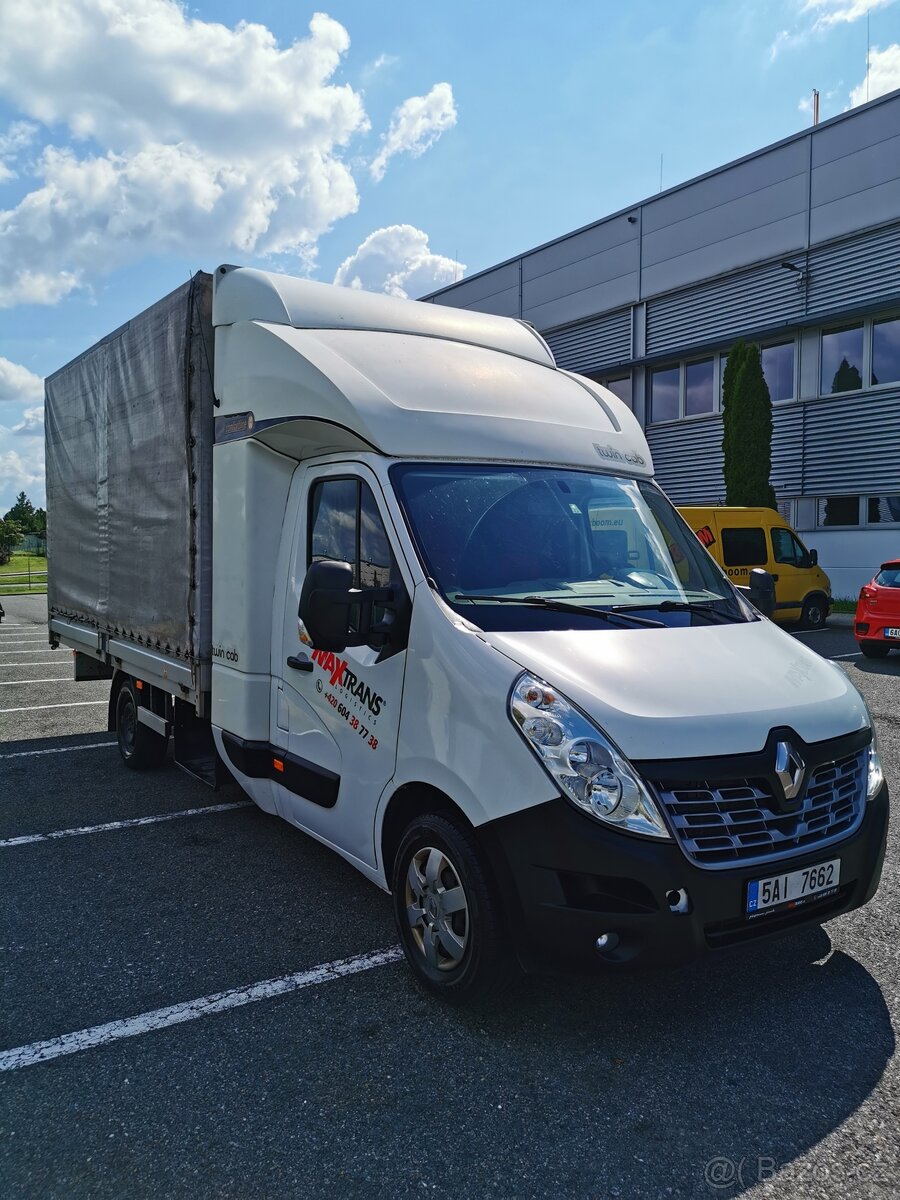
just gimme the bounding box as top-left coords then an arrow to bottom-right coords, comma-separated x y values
812,88 -> 820,125
866,7 -> 871,103
658,152 -> 663,193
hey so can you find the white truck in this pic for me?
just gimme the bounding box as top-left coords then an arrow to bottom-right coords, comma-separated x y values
45,266 -> 888,1002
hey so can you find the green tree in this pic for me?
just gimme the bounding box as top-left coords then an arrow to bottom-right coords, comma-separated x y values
831,357 -> 862,394
721,340 -> 778,509
0,518 -> 22,566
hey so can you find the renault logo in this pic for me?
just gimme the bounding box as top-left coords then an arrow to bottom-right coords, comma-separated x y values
774,740 -> 806,802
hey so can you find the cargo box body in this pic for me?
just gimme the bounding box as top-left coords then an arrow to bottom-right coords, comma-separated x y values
44,273 -> 214,705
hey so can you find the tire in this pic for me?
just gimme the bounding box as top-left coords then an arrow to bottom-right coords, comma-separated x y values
392,812 -> 512,1004
114,678 -> 168,770
860,640 -> 890,659
801,595 -> 828,630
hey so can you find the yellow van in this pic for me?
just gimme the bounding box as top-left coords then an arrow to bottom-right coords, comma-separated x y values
678,507 -> 832,628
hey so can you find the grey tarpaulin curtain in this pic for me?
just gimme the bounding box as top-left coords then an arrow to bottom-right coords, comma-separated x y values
45,272 -> 214,664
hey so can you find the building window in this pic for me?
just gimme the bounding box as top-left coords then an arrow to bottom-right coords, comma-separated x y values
871,317 -> 900,387
685,359 -> 714,416
601,374 -> 633,409
821,325 -> 864,394
721,526 -> 767,567
761,341 -> 795,402
867,495 -> 900,524
650,365 -> 680,423
817,496 -> 861,527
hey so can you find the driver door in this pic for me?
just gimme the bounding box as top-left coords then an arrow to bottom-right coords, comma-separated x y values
273,464 -> 410,870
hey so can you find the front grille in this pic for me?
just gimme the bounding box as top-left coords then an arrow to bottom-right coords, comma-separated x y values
656,749 -> 867,870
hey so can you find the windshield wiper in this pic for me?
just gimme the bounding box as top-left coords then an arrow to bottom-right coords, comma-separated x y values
455,594 -> 665,628
608,599 -> 740,624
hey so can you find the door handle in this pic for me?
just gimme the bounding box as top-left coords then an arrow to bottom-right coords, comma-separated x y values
286,654 -> 314,673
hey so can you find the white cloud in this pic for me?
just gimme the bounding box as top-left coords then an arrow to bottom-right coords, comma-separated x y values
771,0 -> 894,58
0,119 -> 37,181
333,224 -> 464,298
370,83 -> 456,182
0,1 -> 373,306
0,356 -> 43,405
802,0 -> 894,29
850,43 -> 900,104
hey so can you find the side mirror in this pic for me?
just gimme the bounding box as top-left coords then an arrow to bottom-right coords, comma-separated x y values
809,548 -> 818,566
299,560 -> 355,653
748,567 -> 776,618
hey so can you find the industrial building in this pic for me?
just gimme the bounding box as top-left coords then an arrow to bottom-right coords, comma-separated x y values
425,88 -> 900,596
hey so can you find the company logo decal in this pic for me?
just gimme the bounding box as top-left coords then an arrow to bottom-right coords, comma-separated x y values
593,442 -> 646,467
695,524 -> 716,549
212,644 -> 239,662
309,648 -> 384,718
774,740 -> 806,803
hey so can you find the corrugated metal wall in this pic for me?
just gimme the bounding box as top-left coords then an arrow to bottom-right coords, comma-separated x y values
807,223 -> 900,315
645,261 -> 802,357
542,309 -> 631,373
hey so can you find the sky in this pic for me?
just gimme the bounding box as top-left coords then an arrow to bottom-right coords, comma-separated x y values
1,0 -> 899,513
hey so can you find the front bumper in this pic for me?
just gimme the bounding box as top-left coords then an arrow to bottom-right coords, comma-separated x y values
480,782 -> 888,972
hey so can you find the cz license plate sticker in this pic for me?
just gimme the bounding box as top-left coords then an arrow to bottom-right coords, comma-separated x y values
746,858 -> 840,916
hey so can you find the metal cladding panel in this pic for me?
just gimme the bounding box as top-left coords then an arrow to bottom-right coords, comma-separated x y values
523,276 -> 637,331
807,223 -> 900,314
800,387 -> 900,492
45,273 -> 214,662
641,215 -> 808,299
543,310 -> 632,373
433,285 -> 521,317
640,140 -> 809,296
645,417 -> 724,504
426,262 -> 520,311
645,260 -> 802,356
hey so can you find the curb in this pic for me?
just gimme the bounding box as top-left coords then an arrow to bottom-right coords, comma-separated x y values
827,612 -> 855,628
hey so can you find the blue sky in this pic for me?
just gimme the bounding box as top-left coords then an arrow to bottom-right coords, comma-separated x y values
1,0 -> 899,512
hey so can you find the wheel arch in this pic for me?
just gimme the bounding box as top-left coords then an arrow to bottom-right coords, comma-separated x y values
380,782 -> 473,885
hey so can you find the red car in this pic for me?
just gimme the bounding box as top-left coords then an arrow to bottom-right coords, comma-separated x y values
855,559 -> 900,658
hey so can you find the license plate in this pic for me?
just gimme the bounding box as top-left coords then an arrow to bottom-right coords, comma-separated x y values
746,858 -> 840,915
885,627 -> 900,639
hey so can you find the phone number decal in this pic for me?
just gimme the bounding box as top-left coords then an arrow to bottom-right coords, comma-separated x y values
324,692 -> 379,749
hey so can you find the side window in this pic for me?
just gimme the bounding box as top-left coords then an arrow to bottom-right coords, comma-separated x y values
310,478 -> 359,582
308,477 -> 401,649
771,528 -> 808,567
721,526 -> 767,567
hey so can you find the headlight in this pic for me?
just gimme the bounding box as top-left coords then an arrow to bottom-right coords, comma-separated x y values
509,672 -> 670,839
867,725 -> 884,801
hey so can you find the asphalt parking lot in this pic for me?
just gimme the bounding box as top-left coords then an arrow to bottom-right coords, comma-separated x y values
1,595 -> 898,1199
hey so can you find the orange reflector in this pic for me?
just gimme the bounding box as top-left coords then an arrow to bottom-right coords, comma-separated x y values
135,680 -> 143,690
273,758 -> 284,773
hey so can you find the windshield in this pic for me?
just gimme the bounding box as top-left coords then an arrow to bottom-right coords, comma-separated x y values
391,464 -> 748,629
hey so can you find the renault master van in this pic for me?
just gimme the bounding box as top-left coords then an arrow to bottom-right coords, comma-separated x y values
679,507 -> 831,629
46,268 -> 888,1004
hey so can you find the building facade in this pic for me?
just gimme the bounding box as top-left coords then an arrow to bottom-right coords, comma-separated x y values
425,89 -> 900,596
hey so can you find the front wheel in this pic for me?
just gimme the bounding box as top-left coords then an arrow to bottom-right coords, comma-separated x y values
801,595 -> 828,630
392,813 -> 512,1004
860,640 -> 890,659
115,678 -> 168,770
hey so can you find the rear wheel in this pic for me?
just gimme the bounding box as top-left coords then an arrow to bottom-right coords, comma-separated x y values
801,595 -> 828,630
860,640 -> 890,659
392,812 -> 512,1004
114,678 -> 168,770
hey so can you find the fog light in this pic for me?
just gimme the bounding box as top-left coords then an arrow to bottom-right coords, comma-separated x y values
595,932 -> 620,953
666,888 -> 690,914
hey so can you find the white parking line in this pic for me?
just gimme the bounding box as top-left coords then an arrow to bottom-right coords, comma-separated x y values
0,677 -> 75,686
0,801 -> 253,848
0,650 -> 64,656
0,741 -> 116,759
831,652 -> 863,661
0,946 -> 403,1071
0,700 -> 107,713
